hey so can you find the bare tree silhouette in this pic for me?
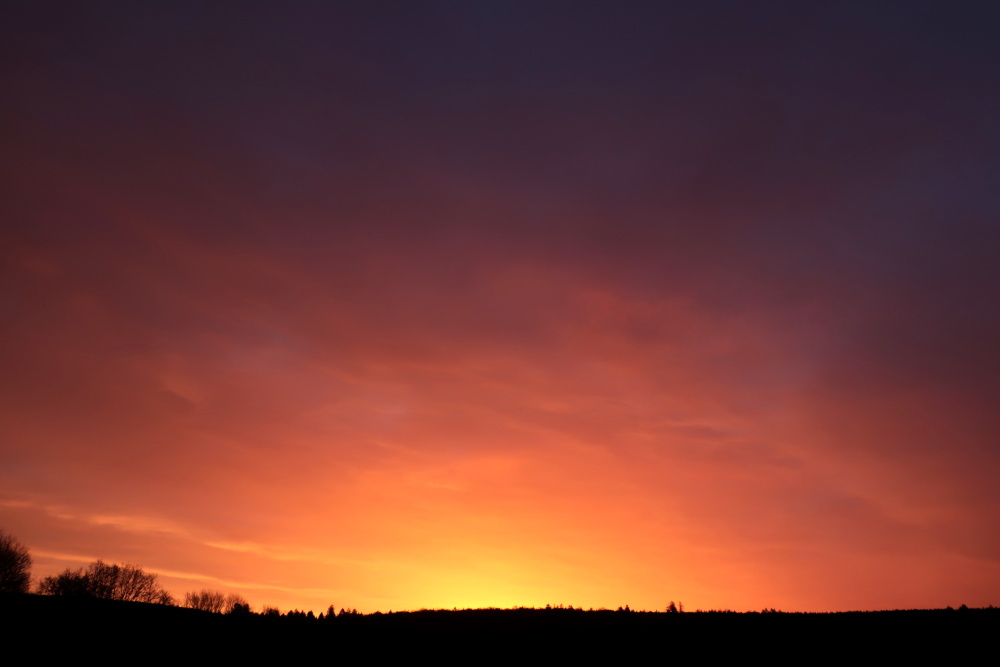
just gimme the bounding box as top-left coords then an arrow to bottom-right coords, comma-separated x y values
0,530 -> 31,594
185,589 -> 249,613
37,560 -> 173,604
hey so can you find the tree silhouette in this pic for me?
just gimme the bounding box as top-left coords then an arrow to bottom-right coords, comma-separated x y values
184,589 -> 249,613
37,560 -> 173,604
0,530 -> 31,594
185,589 -> 227,613
224,593 -> 249,614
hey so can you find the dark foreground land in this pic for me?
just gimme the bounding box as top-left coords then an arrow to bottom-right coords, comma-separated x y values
2,594 -> 996,661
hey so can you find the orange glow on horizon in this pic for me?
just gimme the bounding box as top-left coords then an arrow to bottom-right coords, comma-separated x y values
4,3 -> 1000,616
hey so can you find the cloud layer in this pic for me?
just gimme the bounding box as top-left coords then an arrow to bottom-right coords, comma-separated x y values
3,2 -> 999,612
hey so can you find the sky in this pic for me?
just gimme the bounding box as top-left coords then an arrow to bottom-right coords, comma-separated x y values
2,1 -> 1000,613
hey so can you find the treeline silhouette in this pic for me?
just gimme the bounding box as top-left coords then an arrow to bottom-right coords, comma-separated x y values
4,593 -> 997,661
3,528 -> 997,660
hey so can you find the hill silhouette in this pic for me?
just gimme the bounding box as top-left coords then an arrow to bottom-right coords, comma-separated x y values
3,593 -> 996,661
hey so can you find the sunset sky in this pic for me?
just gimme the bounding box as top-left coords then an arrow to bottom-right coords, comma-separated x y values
3,2 -> 1000,613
